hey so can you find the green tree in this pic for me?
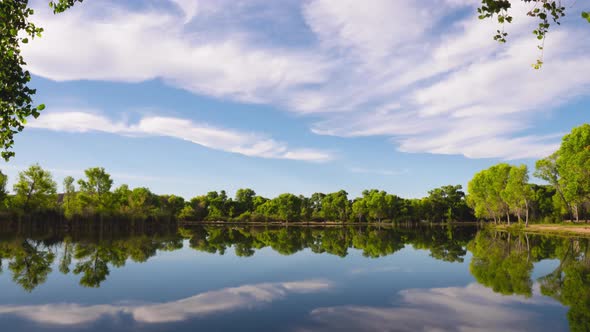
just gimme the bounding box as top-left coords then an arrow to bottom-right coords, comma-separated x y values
364,190 -> 388,222
62,175 -> 75,213
321,190 -> 350,221
12,164 -> 57,212
309,192 -> 326,220
206,191 -> 229,219
0,170 -> 7,207
501,165 -> 534,226
352,198 -> 368,222
77,167 -> 114,215
425,185 -> 468,222
158,194 -> 185,219
274,193 -> 302,222
127,187 -> 157,219
535,152 -> 572,219
556,124 -> 590,222
235,188 -> 256,216
467,164 -> 511,223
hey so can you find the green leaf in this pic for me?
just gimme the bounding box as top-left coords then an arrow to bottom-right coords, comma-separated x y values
36,104 -> 46,111
22,38 -> 28,44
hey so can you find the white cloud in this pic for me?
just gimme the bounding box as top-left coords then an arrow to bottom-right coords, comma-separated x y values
169,0 -> 200,23
28,111 -> 334,162
0,280 -> 332,326
22,0 -> 590,160
23,1 -> 331,103
307,283 -> 562,332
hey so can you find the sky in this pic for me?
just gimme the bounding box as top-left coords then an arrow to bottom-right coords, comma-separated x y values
6,0 -> 590,199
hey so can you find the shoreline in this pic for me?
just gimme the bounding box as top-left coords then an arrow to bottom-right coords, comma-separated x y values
491,223 -> 590,237
178,221 -> 480,227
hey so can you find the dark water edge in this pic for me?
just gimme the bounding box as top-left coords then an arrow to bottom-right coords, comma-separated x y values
0,222 -> 586,331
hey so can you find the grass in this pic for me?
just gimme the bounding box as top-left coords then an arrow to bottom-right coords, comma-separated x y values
491,222 -> 590,237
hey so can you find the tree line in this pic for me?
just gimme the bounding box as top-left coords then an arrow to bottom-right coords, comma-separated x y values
0,166 -> 473,223
0,166 -> 184,222
0,124 -> 587,225
467,124 -> 590,225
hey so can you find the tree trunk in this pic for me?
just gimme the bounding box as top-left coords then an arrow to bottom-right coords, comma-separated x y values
23,180 -> 37,211
506,212 -> 511,226
525,200 -> 529,227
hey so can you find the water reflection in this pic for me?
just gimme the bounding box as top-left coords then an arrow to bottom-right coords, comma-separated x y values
308,283 -> 561,332
0,225 -> 588,331
0,280 -> 331,326
0,225 -> 475,290
469,230 -> 590,331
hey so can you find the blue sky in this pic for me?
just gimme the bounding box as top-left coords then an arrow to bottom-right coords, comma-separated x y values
6,0 -> 590,199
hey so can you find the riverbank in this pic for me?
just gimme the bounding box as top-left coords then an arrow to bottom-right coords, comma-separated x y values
492,223 -> 590,237
178,220 -> 480,227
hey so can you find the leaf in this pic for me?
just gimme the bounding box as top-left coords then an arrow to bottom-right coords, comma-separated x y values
36,104 -> 46,111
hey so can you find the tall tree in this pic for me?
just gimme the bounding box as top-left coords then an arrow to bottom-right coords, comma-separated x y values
62,175 -> 75,213
535,152 -> 572,219
352,198 -> 368,223
556,124 -> 590,222
274,193 -> 302,222
77,167 -> 114,214
234,188 -> 256,216
12,164 -> 57,212
501,165 -> 534,226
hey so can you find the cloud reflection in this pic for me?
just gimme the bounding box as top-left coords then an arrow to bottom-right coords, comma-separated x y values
308,283 -> 562,332
0,280 -> 331,326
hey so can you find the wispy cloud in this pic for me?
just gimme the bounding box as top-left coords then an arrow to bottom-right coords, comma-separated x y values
28,111 -> 334,162
22,0 -> 590,160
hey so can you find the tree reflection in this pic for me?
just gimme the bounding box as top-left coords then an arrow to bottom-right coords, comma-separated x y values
0,225 -> 476,291
8,240 -> 55,292
179,225 -> 475,260
468,231 -> 533,297
468,230 -> 590,331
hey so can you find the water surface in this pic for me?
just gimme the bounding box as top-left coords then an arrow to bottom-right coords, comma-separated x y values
0,224 -> 586,331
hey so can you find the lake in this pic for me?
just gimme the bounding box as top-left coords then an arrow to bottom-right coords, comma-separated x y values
0,224 -> 586,331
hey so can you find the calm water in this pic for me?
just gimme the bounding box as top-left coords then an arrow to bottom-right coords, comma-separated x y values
0,224 -> 586,331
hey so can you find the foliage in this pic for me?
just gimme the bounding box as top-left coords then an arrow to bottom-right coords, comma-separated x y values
0,1 -> 82,160
12,164 -> 57,213
0,1 -> 44,160
0,170 -> 7,206
534,124 -> 590,222
477,0 -> 587,68
77,167 -> 114,215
